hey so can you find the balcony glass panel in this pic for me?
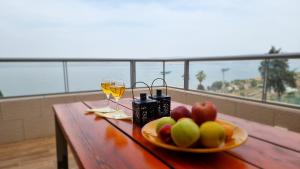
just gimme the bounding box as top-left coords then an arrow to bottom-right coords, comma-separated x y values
189,60 -> 263,100
266,58 -> 300,106
136,62 -> 163,87
0,62 -> 65,97
67,62 -> 130,91
165,62 -> 184,88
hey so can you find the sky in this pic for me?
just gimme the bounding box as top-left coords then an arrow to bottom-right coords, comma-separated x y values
0,0 -> 299,59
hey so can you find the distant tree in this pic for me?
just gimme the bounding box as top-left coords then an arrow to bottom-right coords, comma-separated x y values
259,46 -> 296,100
232,79 -> 246,85
0,90 -> 3,98
160,71 -> 171,76
232,79 -> 245,90
250,79 -> 258,87
224,82 -> 230,87
196,70 -> 206,90
210,81 -> 223,91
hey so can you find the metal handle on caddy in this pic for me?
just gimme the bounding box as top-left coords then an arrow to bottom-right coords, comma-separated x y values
131,82 -> 152,100
150,78 -> 168,96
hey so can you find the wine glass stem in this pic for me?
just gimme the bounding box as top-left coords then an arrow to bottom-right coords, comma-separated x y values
115,98 -> 120,111
106,94 -> 110,107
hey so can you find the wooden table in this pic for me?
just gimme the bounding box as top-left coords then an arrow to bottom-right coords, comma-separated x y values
53,98 -> 300,169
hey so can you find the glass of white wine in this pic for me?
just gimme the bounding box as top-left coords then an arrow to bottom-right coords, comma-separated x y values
100,80 -> 115,111
109,81 -> 125,112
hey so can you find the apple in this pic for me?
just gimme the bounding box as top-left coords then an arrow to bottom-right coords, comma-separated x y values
191,101 -> 217,125
156,117 -> 176,134
170,106 -> 191,121
171,118 -> 200,147
158,124 -> 173,143
199,121 -> 225,148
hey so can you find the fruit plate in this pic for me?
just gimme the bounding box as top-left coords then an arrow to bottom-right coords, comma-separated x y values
141,119 -> 248,153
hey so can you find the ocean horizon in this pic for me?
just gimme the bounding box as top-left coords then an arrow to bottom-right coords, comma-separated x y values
0,60 -> 299,97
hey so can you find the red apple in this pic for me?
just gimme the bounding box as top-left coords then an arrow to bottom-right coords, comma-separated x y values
191,101 -> 217,125
170,106 -> 191,121
158,124 -> 173,143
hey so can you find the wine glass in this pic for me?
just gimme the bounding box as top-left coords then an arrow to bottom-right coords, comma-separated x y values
110,81 -> 125,112
100,80 -> 115,111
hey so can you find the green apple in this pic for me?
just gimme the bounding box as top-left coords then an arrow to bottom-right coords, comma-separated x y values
171,118 -> 200,147
199,121 -> 225,148
156,117 -> 176,134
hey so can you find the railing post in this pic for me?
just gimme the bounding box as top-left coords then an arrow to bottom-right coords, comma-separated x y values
130,60 -> 136,88
184,60 -> 189,90
62,61 -> 69,93
163,61 -> 166,86
262,58 -> 269,102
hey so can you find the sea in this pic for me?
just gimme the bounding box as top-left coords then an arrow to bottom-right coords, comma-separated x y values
0,60 -> 299,97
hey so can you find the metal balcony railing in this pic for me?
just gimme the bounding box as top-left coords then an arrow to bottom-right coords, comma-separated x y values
1,52 -> 300,109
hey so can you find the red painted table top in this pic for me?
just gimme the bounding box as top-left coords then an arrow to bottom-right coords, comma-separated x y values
53,98 -> 300,169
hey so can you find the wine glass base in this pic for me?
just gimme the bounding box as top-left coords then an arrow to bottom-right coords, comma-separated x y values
93,109 -> 132,120
103,106 -> 116,113
88,107 -> 116,113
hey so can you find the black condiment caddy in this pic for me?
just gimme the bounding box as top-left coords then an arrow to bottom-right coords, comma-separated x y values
131,79 -> 172,127
131,82 -> 159,127
149,78 -> 171,118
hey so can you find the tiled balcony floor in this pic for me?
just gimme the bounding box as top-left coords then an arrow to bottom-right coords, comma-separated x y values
0,137 -> 78,169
